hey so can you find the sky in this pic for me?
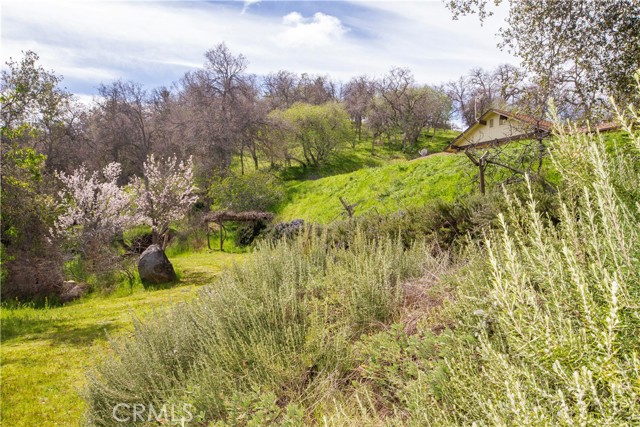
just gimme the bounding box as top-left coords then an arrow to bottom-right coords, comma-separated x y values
1,0 -> 517,104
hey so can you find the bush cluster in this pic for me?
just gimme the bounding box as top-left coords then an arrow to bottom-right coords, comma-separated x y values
84,229 -> 439,426
84,103 -> 640,425
209,170 -> 285,213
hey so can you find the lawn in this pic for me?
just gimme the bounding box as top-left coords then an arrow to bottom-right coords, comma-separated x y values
1,251 -> 245,427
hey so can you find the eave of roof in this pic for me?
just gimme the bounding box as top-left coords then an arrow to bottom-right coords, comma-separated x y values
447,109 -> 554,151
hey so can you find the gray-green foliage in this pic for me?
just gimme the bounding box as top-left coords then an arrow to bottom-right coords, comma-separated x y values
84,229 -> 435,426
401,111 -> 640,425
446,0 -> 640,118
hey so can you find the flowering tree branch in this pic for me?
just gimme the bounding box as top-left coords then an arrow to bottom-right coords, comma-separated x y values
53,162 -> 136,255
130,155 -> 198,249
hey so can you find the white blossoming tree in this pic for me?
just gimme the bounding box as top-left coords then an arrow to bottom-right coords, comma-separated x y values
54,162 -> 135,250
53,162 -> 137,280
130,155 -> 198,249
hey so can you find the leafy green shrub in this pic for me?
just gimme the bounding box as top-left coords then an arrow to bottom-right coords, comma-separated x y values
233,220 -> 268,247
1,147 -> 65,302
352,324 -> 440,409
209,170 -> 285,212
322,193 -> 505,251
209,388 -> 305,427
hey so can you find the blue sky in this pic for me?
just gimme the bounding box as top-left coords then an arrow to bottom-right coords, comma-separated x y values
2,0 -> 516,104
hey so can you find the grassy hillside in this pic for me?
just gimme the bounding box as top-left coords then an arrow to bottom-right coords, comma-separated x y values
81,122 -> 640,427
277,153 -> 474,222
276,128 -> 460,181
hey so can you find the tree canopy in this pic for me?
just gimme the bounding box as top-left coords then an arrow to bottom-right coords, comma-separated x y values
446,0 -> 640,118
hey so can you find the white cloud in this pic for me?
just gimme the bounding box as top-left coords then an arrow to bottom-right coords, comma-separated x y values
315,1 -> 518,84
1,0 -> 519,97
241,0 -> 260,15
276,12 -> 349,48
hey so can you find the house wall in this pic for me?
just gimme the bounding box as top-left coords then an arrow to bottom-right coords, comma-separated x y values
454,111 -> 533,148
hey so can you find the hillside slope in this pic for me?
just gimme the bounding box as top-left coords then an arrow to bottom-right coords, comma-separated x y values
277,152 -> 474,223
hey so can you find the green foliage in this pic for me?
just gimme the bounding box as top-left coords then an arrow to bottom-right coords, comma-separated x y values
233,221 -> 268,247
446,0 -> 640,117
270,102 -> 354,167
209,170 -> 285,212
1,147 -> 48,246
277,128 -> 459,181
83,229 -> 436,426
209,388 -> 305,427
1,50 -> 69,143
348,324 -> 458,419
320,192 -> 503,250
0,146 -> 64,301
1,251 -> 242,427
399,118 -> 640,425
277,152 -> 474,223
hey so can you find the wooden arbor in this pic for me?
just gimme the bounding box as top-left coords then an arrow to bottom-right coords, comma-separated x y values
202,210 -> 274,251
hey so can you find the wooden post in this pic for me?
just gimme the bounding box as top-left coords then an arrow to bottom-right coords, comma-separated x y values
339,196 -> 358,218
218,220 -> 224,252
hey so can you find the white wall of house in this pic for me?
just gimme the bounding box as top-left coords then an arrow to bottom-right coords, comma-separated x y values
455,111 -> 533,148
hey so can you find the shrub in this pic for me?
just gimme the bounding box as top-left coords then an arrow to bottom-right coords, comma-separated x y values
233,220 -> 268,247
83,229 -> 437,426
260,219 -> 306,242
401,112 -> 640,425
1,148 -> 65,302
209,170 -> 285,212
321,193 -> 506,251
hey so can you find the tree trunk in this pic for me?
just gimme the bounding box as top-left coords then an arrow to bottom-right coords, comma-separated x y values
465,150 -> 489,195
478,157 -> 486,195
239,146 -> 245,175
251,146 -> 259,170
371,132 -> 377,155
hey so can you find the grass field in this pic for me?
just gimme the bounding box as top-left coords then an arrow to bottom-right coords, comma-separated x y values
277,152 -> 474,222
1,251 -> 245,427
277,128 -> 459,181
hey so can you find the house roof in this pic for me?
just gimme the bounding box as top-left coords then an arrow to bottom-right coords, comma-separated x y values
447,109 -> 621,152
447,109 -> 552,151
490,108 -> 553,131
589,122 -> 620,133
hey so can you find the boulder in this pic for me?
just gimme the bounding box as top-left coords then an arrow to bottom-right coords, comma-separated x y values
59,280 -> 87,304
138,244 -> 177,285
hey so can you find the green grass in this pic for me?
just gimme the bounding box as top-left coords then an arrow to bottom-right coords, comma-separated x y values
0,251 -> 245,427
277,152 -> 474,223
222,128 -> 462,224
278,128 -> 459,181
